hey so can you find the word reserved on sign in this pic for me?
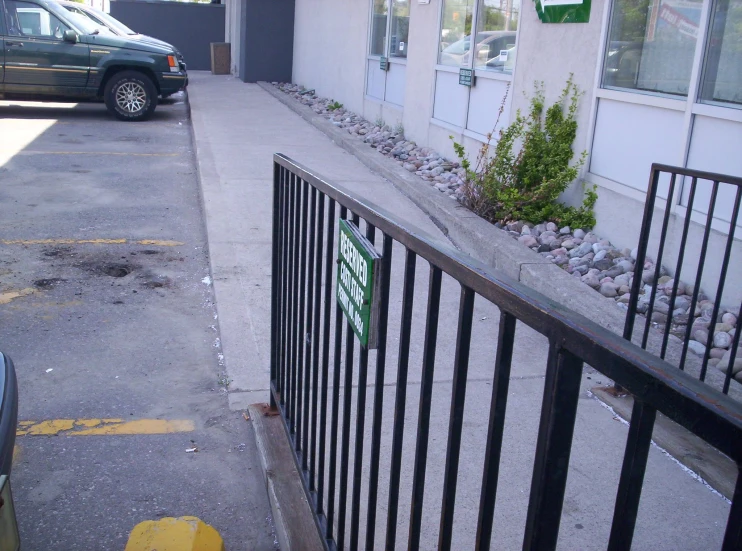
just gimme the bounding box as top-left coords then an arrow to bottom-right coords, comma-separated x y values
336,219 -> 382,348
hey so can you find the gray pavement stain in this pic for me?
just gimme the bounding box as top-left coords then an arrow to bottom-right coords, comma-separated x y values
0,96 -> 277,550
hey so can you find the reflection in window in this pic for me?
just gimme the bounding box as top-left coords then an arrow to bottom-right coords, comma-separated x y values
439,0 -> 475,66
370,0 -> 388,56
390,0 -> 410,58
602,0 -> 701,97
474,0 -> 519,72
9,0 -> 69,38
700,0 -> 742,107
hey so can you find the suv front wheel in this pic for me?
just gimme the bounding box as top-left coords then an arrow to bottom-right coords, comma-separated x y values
104,70 -> 158,122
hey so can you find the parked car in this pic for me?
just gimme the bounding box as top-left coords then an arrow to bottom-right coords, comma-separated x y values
58,2 -> 183,60
0,351 -> 20,551
0,0 -> 187,121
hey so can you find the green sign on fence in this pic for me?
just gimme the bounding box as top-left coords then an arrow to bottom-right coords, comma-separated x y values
336,219 -> 381,349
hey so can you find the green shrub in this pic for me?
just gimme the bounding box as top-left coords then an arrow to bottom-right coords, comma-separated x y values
452,75 -> 597,229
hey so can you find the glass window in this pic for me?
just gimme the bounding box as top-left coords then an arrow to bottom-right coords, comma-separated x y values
370,0 -> 388,56
473,0 -> 519,72
700,0 -> 742,107
602,0 -> 702,97
8,0 -> 69,39
390,0 -> 410,58
439,0 -> 475,66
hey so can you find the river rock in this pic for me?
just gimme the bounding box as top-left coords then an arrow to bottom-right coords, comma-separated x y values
714,332 -> 732,349
687,340 -> 707,356
518,235 -> 538,248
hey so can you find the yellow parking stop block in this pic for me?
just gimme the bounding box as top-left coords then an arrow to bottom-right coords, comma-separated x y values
125,516 -> 224,551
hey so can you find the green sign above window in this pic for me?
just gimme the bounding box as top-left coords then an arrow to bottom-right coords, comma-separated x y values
535,0 -> 591,23
336,220 -> 382,349
459,68 -> 474,87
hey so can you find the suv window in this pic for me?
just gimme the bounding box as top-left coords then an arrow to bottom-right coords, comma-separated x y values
6,0 -> 70,39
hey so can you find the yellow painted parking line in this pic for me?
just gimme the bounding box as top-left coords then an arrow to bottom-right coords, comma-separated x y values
0,288 -> 36,305
20,150 -> 179,157
1,238 -> 184,246
17,418 -> 195,436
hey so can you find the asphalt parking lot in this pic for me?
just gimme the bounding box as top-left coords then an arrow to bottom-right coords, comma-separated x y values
0,96 -> 276,549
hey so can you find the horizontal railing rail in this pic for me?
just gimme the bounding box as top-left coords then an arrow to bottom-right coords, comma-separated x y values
270,153 -> 742,551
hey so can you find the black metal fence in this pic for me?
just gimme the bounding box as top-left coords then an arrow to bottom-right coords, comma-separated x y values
270,154 -> 742,550
625,164 -> 742,395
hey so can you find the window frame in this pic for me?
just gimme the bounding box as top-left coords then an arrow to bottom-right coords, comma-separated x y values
436,0 -> 520,76
367,0 -> 410,61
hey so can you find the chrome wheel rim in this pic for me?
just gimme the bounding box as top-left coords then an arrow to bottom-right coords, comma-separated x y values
115,81 -> 147,113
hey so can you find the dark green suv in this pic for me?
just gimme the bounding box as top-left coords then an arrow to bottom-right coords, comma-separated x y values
1,0 -> 187,121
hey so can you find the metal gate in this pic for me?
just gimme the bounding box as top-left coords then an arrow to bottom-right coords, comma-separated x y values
270,154 -> 742,551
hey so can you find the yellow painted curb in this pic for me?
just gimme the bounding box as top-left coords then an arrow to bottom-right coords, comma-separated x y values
125,516 -> 224,551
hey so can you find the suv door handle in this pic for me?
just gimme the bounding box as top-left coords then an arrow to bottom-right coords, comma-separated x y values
6,41 -> 24,47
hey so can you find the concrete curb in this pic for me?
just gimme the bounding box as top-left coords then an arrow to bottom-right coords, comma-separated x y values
248,404 -> 324,551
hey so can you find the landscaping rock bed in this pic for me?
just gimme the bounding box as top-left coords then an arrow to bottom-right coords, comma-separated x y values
273,82 -> 740,378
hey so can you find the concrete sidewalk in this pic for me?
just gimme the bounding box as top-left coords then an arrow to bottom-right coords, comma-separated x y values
187,71 -> 730,550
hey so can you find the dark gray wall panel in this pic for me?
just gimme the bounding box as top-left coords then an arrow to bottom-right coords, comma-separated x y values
240,0 -> 294,83
110,1 -> 225,71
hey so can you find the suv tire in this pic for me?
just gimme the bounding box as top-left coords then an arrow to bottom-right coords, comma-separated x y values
104,70 -> 158,122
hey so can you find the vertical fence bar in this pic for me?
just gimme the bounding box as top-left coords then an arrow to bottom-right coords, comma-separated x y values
722,469 -> 742,551
337,283 -> 357,551
326,204 -> 346,542
640,173 -> 678,350
624,167 -> 662,343
281,167 -> 292,410
680,181 -> 719,376
385,249 -> 417,551
723,300 -> 742,394
607,399 -> 657,551
408,266 -> 443,551
317,197 -> 335,516
475,311 -> 517,551
523,344 -> 583,551
277,166 -> 287,403
302,187 -> 317,474
286,173 -> 298,426
291,175 -> 303,436
365,233 -> 394,551
310,190 -> 326,494
270,162 -> 280,407
701,184 -> 740,383
295,180 -> 310,454
438,286 -> 476,551
349,223 -> 378,550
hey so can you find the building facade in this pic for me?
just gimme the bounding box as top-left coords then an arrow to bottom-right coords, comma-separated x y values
283,0 -> 741,302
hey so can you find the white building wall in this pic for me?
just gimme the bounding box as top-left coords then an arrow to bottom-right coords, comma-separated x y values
292,0 -> 369,117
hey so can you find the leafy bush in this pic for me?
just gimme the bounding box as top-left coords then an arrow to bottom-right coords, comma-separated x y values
452,75 -> 597,229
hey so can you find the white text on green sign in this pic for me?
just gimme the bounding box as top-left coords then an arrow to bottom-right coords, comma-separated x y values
336,220 -> 381,348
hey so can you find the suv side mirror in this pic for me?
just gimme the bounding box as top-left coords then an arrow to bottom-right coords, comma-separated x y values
62,30 -> 78,43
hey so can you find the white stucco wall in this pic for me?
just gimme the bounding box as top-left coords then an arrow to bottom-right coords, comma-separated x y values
292,0 -> 369,116
226,0 -> 242,76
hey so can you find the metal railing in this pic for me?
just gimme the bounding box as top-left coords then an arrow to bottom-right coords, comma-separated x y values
625,164 -> 742,395
270,154 -> 742,550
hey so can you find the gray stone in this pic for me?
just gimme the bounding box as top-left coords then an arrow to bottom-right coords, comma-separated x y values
614,274 -> 631,287
593,259 -> 613,271
715,323 -> 734,333
582,274 -> 601,289
538,243 -> 552,253
599,283 -> 619,298
546,222 -> 558,232
559,226 -> 571,235
714,332 -> 733,349
617,294 -> 631,304
687,340 -> 707,356
693,329 -> 710,343
710,347 -> 727,359
618,285 -> 630,295
573,264 -> 589,275
573,229 -> 586,239
518,235 -> 538,248
616,260 -> 635,273
673,313 -> 690,325
653,301 -> 670,314
434,183 -> 450,192
593,250 -> 607,262
722,312 -> 738,326
551,247 -> 568,257
540,234 -> 557,246
562,239 -> 575,250
651,312 -> 668,324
